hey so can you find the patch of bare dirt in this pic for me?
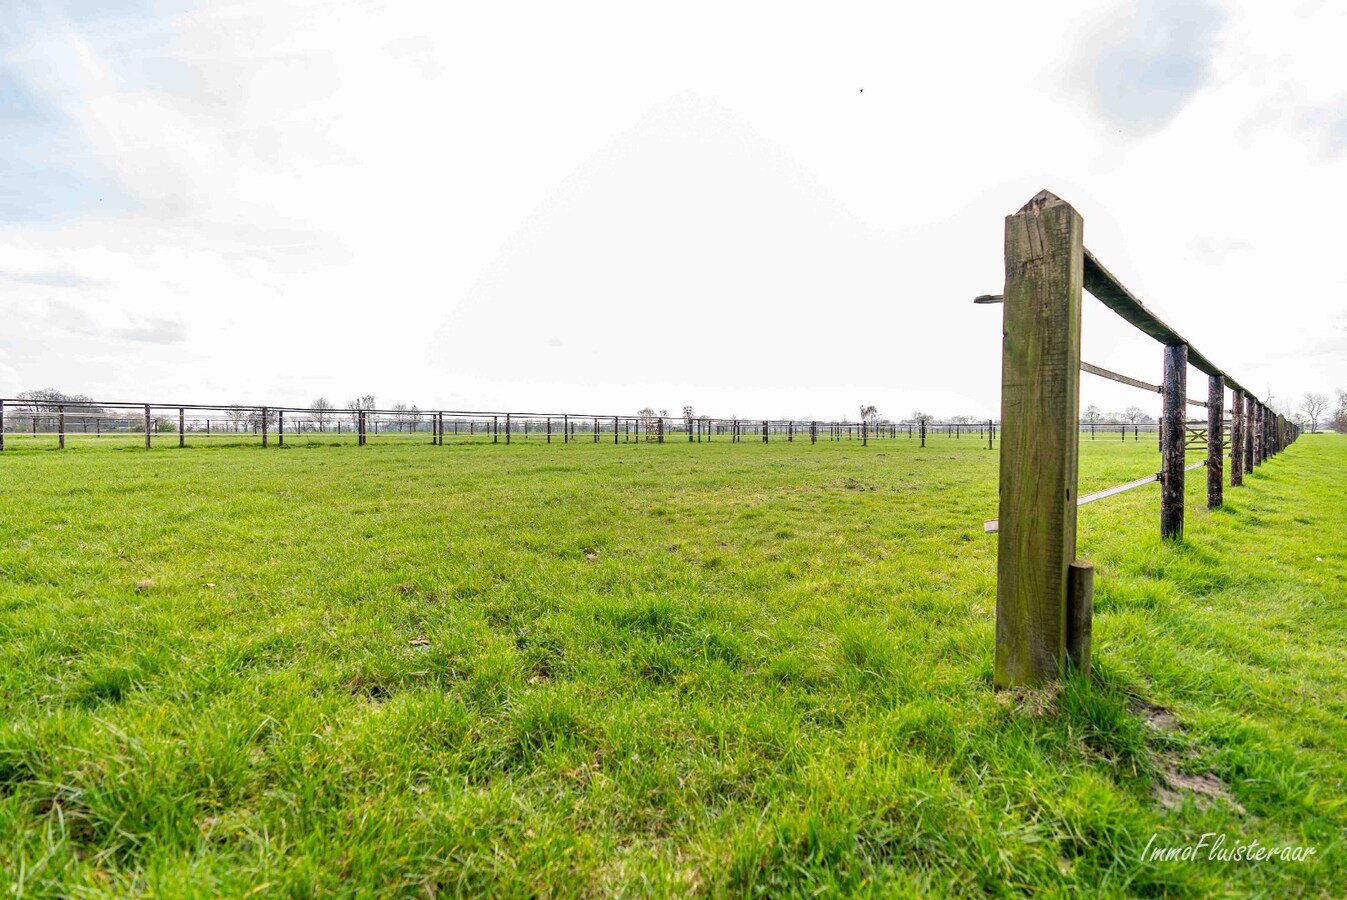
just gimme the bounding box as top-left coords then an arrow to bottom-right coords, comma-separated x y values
1132,699 -> 1247,814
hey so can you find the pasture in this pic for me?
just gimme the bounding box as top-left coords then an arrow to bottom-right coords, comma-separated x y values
1,435 -> 1343,895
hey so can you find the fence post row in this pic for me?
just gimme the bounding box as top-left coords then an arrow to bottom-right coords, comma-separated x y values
994,190 -> 1087,687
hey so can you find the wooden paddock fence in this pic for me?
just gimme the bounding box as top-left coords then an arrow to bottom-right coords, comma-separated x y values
0,400 -> 1014,451
983,190 -> 1300,688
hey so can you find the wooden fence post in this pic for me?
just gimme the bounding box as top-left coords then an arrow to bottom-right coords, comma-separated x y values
1207,375 -> 1223,508
920,419 -> 926,447
1160,344 -> 1187,539
1243,401 -> 1254,473
994,190 -> 1085,687
179,408 -> 186,447
1251,404 -> 1262,468
0,398 -> 5,452
262,407 -> 269,448
278,410 -> 284,447
1066,561 -> 1094,674
505,413 -> 511,445
58,405 -> 65,450
658,417 -> 664,443
145,404 -> 152,449
564,414 -> 569,444
1230,390 -> 1244,486
762,420 -> 768,444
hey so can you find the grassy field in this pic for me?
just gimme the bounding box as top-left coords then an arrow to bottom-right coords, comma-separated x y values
1,433 -> 1343,896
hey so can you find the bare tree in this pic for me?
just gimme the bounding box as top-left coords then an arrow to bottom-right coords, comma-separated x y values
310,397 -> 335,432
1334,390 -> 1347,434
14,388 -> 103,433
246,407 -> 278,431
224,405 -> 249,433
682,405 -> 695,432
1122,406 -> 1145,425
908,411 -> 934,425
1082,405 -> 1103,425
859,404 -> 879,424
346,395 -> 375,429
1299,392 -> 1329,433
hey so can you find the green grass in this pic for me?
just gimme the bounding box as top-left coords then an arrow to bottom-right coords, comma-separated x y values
1,433 -> 1343,896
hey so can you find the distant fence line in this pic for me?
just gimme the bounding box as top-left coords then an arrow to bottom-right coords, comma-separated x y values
3,397 -> 1020,450
0,397 -> 1201,453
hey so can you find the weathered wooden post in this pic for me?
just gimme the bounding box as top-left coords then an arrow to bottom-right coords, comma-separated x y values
919,419 -> 926,447
1251,403 -> 1262,468
988,419 -> 993,450
1066,561 -> 1093,674
1230,390 -> 1244,486
1160,345 -> 1187,539
505,413 -> 511,445
145,404 -> 152,449
179,408 -> 186,447
564,414 -> 569,444
762,420 -> 768,444
1207,375 -> 1223,508
593,417 -> 599,443
614,417 -> 619,444
58,405 -> 65,450
0,398 -> 5,451
995,190 -> 1086,687
862,419 -> 867,446
810,420 -> 817,444
1243,401 -> 1254,472
658,417 -> 664,443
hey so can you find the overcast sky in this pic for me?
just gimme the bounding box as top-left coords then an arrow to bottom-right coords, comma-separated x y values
3,0 -> 1344,420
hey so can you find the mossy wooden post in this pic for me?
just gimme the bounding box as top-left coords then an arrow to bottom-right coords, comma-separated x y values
1230,390 -> 1244,486
1161,345 -> 1187,539
1251,403 -> 1262,468
1207,375 -> 1223,508
1243,401 -> 1254,472
994,190 -> 1084,688
1066,561 -> 1093,674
